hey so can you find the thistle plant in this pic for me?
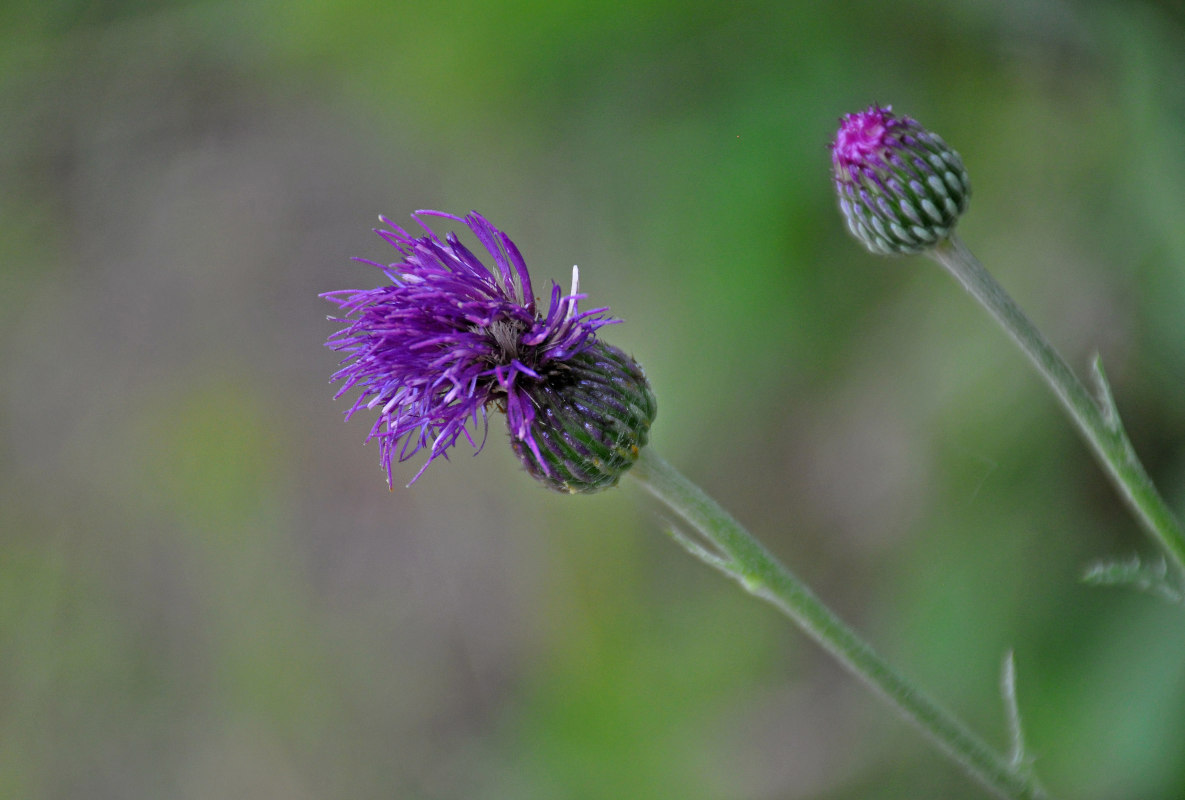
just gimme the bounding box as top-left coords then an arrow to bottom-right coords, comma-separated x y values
323,209 -> 1055,799
831,104 -> 1185,591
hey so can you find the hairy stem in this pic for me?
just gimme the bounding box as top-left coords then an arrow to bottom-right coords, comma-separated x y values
629,449 -> 1049,800
929,236 -> 1185,576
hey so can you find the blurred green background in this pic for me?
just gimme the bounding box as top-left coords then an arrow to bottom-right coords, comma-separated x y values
3,0 -> 1185,797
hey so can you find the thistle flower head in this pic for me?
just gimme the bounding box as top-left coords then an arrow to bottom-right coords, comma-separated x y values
511,341 -> 657,493
831,104 -> 970,255
323,210 -> 654,492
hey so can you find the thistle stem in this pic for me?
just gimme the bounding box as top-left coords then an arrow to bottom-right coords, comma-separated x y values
628,448 -> 1049,800
929,235 -> 1185,576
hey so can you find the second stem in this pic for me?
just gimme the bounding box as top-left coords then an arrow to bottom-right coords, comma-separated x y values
928,236 -> 1185,575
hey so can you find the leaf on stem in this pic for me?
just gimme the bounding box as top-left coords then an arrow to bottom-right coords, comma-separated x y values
1082,554 -> 1185,604
662,522 -> 738,578
1089,354 -> 1122,433
1000,651 -> 1031,772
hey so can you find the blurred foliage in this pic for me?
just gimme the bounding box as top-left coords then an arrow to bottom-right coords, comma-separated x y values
2,0 -> 1185,798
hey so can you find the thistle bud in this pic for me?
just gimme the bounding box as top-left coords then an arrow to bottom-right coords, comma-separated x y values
831,105 -> 970,255
509,341 -> 657,494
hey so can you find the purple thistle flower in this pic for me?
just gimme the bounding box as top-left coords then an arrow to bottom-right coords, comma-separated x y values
831,105 -> 970,255
323,210 -> 629,488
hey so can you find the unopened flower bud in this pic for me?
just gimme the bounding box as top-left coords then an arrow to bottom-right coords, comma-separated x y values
509,341 -> 657,494
831,105 -> 970,255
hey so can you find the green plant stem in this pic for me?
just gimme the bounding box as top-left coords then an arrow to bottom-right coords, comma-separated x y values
628,448 -> 1049,800
929,235 -> 1185,576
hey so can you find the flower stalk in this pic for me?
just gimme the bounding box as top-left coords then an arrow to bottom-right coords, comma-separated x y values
629,449 -> 1050,800
928,235 -> 1185,577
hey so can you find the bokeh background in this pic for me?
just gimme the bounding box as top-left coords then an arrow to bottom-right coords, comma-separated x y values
3,0 -> 1185,797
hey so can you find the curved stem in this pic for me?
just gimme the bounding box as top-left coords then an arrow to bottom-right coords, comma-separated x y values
929,236 -> 1185,576
628,449 -> 1050,800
